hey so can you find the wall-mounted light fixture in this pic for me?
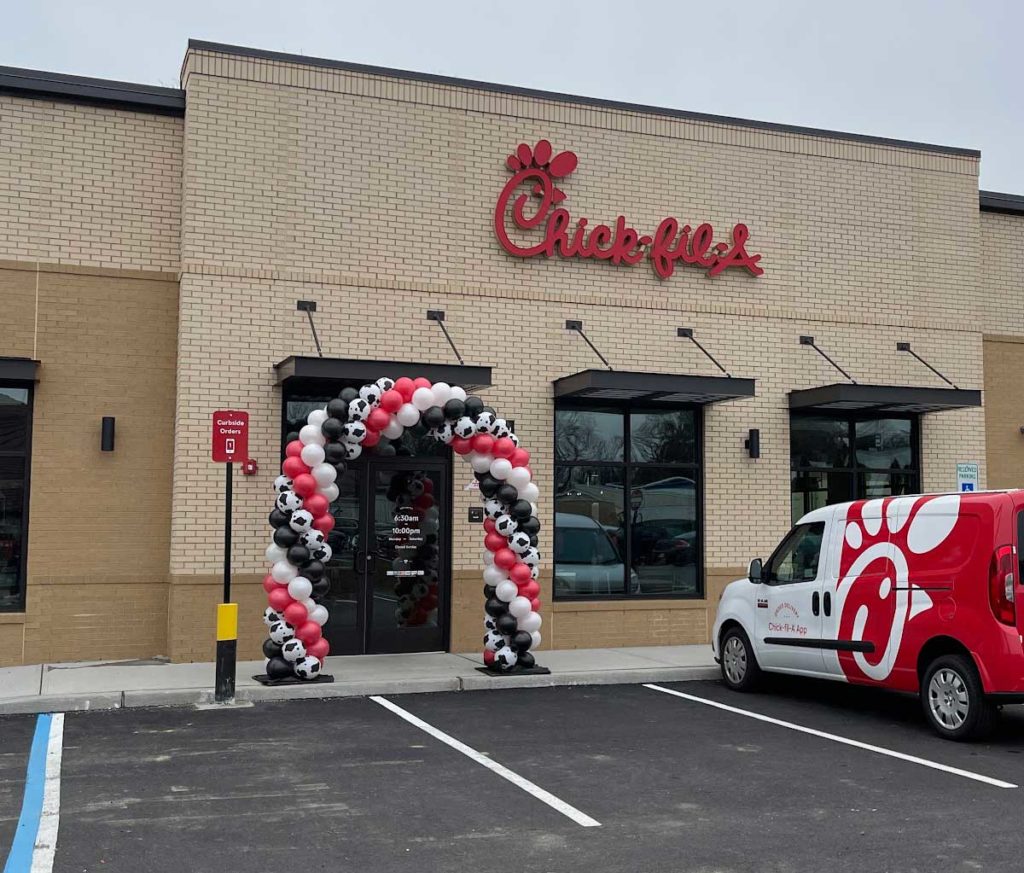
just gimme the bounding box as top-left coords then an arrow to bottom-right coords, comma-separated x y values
744,428 -> 760,459
100,416 -> 116,452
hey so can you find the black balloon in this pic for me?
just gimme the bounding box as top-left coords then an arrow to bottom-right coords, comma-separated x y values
321,417 -> 344,440
484,597 -> 507,617
496,484 -> 519,505
287,544 -> 311,566
443,398 -> 465,420
312,578 -> 330,598
269,508 -> 290,528
479,405 -> 496,418
325,443 -> 347,464
530,535 -> 539,547
285,431 -> 300,444
265,657 -> 294,680
483,584 -> 497,599
377,441 -> 397,457
262,638 -> 283,659
478,475 -> 500,498
520,515 -> 541,535
510,499 -> 533,520
273,526 -> 299,548
464,396 -> 484,418
304,560 -> 326,582
422,406 -> 446,429
340,387 -> 359,402
496,613 -> 518,635
518,652 -> 536,669
326,398 -> 349,420
334,462 -> 349,478
512,630 -> 533,652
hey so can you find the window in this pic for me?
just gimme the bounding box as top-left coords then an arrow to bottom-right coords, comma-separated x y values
765,523 -> 825,585
791,414 -> 919,523
1018,511 -> 1024,586
554,405 -> 702,600
0,385 -> 32,611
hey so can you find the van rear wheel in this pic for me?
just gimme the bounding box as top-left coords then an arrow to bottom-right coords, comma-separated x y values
720,626 -> 760,692
921,654 -> 997,741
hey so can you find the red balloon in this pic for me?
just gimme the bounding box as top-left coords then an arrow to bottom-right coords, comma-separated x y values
495,548 -> 517,569
305,494 -> 329,518
292,473 -> 317,497
493,437 -> 515,459
394,377 -> 416,401
530,597 -> 542,612
283,602 -> 307,627
510,448 -> 531,467
483,517 -> 496,533
422,478 -> 434,493
282,456 -> 309,479
451,437 -> 473,455
413,494 -> 434,510
380,389 -> 403,413
268,588 -> 292,612
285,440 -> 303,458
262,575 -> 277,594
296,621 -> 322,644
519,580 -> 541,599
510,563 -> 532,584
313,513 -> 335,534
484,532 -> 507,552
473,434 -> 495,455
362,429 -> 381,447
367,407 -> 390,431
422,594 -> 438,610
413,377 -> 432,390
307,638 -> 330,660
483,649 -> 496,666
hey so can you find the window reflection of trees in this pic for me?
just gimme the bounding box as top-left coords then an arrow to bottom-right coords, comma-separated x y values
555,410 -> 623,462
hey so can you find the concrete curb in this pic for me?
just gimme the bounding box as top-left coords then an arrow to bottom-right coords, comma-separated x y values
0,666 -> 720,716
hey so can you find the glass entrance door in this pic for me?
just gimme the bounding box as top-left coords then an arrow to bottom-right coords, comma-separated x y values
320,460 -> 449,655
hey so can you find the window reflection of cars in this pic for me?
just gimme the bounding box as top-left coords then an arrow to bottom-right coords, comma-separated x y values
554,512 -> 639,596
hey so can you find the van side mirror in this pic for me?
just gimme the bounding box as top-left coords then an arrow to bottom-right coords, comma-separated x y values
748,558 -> 763,583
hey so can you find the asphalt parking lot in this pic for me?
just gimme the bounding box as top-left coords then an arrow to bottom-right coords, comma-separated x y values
4,677 -> 1024,873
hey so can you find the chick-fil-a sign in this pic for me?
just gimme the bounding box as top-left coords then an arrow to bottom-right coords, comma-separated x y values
493,140 -> 764,280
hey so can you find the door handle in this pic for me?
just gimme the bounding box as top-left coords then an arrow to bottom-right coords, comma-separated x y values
823,591 -> 832,616
812,592 -> 820,616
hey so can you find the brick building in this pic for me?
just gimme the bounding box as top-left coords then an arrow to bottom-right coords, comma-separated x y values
1,40 -> 1022,667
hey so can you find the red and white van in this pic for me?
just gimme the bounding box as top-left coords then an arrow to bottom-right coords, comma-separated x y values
712,491 -> 1024,740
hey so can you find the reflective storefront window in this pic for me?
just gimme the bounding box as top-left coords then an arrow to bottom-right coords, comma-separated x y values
0,386 -> 31,611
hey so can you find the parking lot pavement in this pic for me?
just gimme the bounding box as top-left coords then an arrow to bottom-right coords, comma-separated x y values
0,715 -> 36,854
3,680 -> 1024,872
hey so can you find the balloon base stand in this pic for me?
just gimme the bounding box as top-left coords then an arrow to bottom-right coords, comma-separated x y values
476,664 -> 551,676
253,673 -> 335,686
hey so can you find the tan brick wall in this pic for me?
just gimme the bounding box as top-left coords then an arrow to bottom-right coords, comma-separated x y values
982,335 -> 1024,489
166,45 -> 991,659
0,96 -> 182,272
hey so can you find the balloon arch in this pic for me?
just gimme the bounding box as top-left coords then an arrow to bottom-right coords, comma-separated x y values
261,376 -> 543,682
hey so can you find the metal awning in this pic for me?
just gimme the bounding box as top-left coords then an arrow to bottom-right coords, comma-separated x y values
0,357 -> 39,383
789,383 -> 982,414
553,369 -> 755,404
274,356 -> 492,393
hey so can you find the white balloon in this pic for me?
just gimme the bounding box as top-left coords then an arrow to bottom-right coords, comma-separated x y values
449,385 -> 467,402
431,382 -> 452,405
299,423 -> 325,446
520,482 -> 539,502
265,544 -> 287,564
306,408 -> 329,427
530,631 -> 542,649
271,560 -> 297,583
310,605 -> 329,626
383,416 -> 405,439
483,565 -> 508,586
530,502 -> 538,517
301,597 -> 317,614
397,403 -> 421,427
288,577 -> 312,600
320,543 -> 333,562
312,462 -> 337,487
507,466 -> 532,489
424,506 -> 439,523
411,387 -> 436,411
519,611 -> 543,633
482,550 -> 495,566
470,452 -> 494,474
421,518 -> 439,536
509,596 -> 532,619
496,580 -> 519,602
489,458 -> 513,481
300,443 -> 326,467
322,483 -> 340,503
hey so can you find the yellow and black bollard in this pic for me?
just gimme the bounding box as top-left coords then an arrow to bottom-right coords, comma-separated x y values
215,602 -> 238,702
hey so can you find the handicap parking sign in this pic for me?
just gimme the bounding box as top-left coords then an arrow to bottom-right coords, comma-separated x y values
956,462 -> 979,493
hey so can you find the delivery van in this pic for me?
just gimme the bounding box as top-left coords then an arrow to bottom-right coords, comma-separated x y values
712,491 -> 1024,740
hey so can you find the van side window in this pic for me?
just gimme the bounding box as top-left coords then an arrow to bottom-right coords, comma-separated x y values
765,522 -> 826,585
1018,511 -> 1024,585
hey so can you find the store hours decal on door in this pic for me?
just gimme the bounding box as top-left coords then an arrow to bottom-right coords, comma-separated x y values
262,377 -> 543,681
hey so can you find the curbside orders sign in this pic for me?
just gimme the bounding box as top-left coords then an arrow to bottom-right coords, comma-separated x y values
212,410 -> 249,462
956,462 -> 979,493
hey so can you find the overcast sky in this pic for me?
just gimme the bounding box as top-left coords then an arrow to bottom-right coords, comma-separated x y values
4,0 -> 1021,192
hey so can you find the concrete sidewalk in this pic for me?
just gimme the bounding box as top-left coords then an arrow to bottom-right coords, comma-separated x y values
0,645 -> 718,715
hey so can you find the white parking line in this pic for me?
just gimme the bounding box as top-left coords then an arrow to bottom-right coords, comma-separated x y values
370,696 -> 601,827
643,684 -> 1017,790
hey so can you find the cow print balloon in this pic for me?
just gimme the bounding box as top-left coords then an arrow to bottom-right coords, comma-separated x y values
453,416 -> 476,438
289,509 -> 314,533
509,531 -> 532,555
294,656 -> 322,680
483,498 -> 504,520
494,645 -> 518,670
276,491 -> 302,514
269,621 -> 295,645
281,638 -> 306,663
342,421 -> 367,443
375,376 -> 395,392
348,398 -> 371,421
359,384 -> 382,406
484,630 -> 506,652
274,474 -> 293,494
263,607 -> 281,627
495,514 -> 518,536
475,411 -> 496,433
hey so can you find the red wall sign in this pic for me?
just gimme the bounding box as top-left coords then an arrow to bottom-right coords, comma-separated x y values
212,410 -> 249,463
493,140 -> 764,280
